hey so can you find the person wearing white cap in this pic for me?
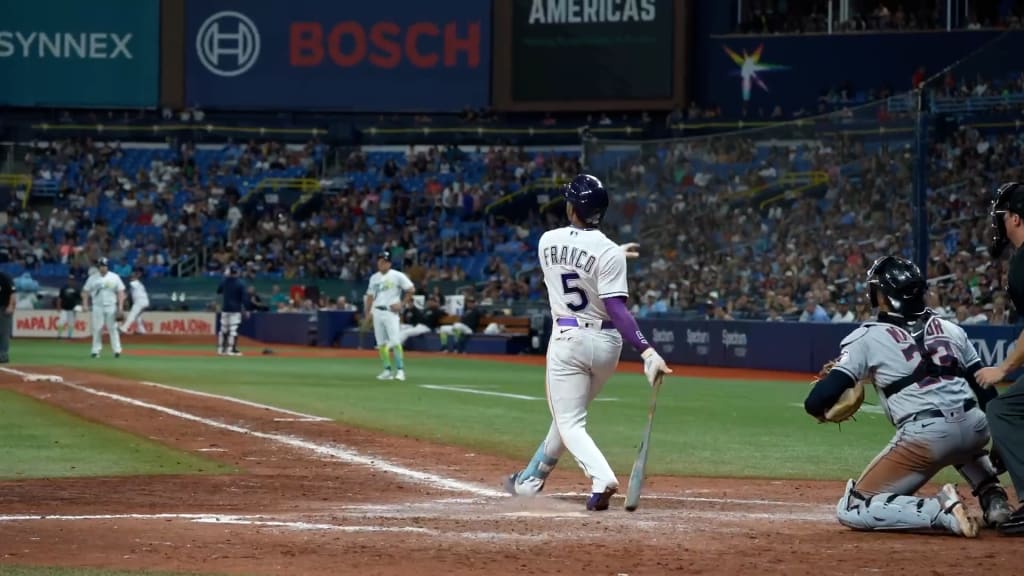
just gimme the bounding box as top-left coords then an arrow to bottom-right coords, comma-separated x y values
81,257 -> 126,358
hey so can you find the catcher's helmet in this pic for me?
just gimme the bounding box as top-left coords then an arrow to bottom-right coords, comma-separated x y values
563,174 -> 609,226
866,255 -> 927,317
989,182 -> 1024,258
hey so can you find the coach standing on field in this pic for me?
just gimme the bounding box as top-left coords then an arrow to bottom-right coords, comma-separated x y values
976,182 -> 1024,535
0,269 -> 15,363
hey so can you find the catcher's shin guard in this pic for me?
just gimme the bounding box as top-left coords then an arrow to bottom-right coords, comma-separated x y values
836,480 -> 978,537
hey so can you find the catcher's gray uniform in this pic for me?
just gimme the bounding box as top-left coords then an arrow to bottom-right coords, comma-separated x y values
828,313 -> 1004,534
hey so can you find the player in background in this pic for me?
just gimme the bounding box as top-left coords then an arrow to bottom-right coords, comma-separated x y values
56,274 -> 80,339
120,269 -> 150,335
217,264 -> 248,356
439,296 -> 483,353
503,174 -> 671,511
805,256 -> 1011,538
365,250 -> 415,381
82,257 -> 125,358
399,295 -> 445,345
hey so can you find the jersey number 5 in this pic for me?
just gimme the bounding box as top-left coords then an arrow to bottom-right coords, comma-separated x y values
561,272 -> 589,312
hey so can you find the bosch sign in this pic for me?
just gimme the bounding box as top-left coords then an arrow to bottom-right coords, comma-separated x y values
289,22 -> 481,69
186,0 -> 490,111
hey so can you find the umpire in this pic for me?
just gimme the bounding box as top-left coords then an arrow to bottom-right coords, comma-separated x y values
977,182 -> 1024,534
0,269 -> 13,363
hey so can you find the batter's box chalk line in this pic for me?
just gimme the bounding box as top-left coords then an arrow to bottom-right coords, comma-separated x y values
1,367 -> 64,383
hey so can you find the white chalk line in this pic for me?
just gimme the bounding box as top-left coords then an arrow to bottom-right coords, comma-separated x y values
420,384 -> 619,402
0,367 -> 503,498
139,380 -> 332,422
0,513 -> 428,534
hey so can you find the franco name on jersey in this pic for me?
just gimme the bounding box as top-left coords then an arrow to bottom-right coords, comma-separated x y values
542,245 -> 597,274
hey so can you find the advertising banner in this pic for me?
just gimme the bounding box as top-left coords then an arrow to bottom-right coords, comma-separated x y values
0,0 -> 159,107
696,30 -> 1013,118
619,318 -> 1022,379
493,0 -> 685,111
14,310 -> 216,338
185,0 -> 490,111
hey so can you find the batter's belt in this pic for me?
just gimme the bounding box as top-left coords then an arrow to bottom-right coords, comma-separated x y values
556,317 -> 615,330
896,399 -> 977,427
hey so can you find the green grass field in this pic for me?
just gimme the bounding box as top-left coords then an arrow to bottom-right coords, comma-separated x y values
2,339 -> 916,481
0,388 -> 232,480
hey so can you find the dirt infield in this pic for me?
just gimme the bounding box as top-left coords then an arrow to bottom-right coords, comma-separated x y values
0,360 -> 1017,575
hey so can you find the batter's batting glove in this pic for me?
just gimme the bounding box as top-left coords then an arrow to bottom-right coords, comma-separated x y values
641,348 -> 672,387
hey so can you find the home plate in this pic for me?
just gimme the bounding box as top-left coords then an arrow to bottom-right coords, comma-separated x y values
501,511 -> 589,518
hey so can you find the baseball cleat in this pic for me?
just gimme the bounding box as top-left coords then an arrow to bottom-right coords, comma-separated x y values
114,353 -> 121,358
376,369 -> 394,381
91,353 -> 99,359
938,484 -> 979,538
227,350 -> 243,357
998,505 -> 1024,535
981,486 -> 1013,527
503,471 -> 544,496
394,369 -> 406,381
586,486 -> 618,511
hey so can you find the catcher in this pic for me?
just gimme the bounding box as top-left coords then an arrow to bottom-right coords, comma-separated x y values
804,255 -> 1011,537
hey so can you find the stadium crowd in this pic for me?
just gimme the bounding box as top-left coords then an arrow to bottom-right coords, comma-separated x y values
5,93 -> 1023,324
736,1 -> 1022,35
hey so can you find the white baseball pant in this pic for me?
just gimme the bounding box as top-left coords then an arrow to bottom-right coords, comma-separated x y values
536,326 -> 622,493
122,300 -> 149,334
219,312 -> 242,353
399,323 -> 432,344
58,309 -> 76,337
91,305 -> 122,355
372,308 -> 401,348
439,322 -> 502,337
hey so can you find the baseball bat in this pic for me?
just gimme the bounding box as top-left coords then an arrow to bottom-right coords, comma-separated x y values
624,372 -> 664,512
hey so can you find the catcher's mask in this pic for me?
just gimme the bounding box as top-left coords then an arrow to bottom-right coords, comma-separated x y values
866,255 -> 926,317
989,182 -> 1024,258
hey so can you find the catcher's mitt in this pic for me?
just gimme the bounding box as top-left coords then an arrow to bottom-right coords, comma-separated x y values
810,358 -> 865,424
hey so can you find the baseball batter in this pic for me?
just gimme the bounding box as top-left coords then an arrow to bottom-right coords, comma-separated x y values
365,250 -> 414,381
81,258 -> 125,358
805,256 -> 1011,537
120,269 -> 149,335
503,174 -> 671,511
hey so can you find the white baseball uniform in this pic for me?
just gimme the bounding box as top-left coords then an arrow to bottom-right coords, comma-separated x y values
83,271 -> 125,356
366,269 -> 414,348
825,313 -> 1003,533
517,225 -> 627,494
122,279 -> 149,334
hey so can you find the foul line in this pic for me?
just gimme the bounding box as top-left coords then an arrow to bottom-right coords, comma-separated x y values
420,384 -> 618,402
0,367 -> 504,498
0,513 -> 434,534
139,380 -> 331,422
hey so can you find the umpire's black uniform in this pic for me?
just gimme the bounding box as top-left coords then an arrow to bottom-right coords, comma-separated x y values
983,182 -> 1024,534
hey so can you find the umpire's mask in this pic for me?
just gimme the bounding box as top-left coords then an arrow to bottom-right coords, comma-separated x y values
989,182 -> 1024,258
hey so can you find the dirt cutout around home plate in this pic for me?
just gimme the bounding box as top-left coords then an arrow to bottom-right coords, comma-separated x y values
0,362 -> 1016,576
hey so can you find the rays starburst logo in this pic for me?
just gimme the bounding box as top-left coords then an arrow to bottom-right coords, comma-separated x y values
723,43 -> 787,102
